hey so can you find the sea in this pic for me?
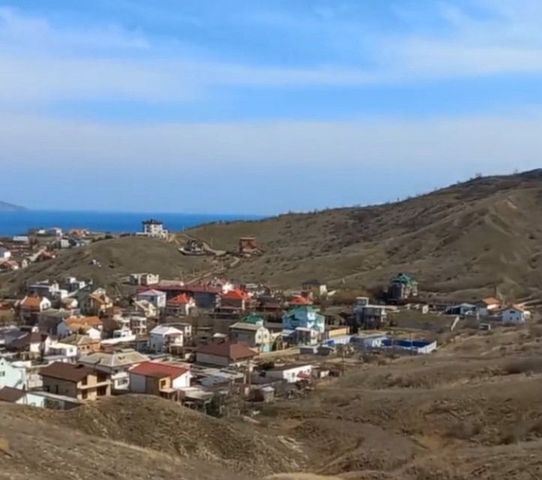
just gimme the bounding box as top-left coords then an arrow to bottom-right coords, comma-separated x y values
0,210 -> 262,237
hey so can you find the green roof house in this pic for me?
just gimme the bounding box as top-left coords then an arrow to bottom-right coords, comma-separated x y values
388,273 -> 418,301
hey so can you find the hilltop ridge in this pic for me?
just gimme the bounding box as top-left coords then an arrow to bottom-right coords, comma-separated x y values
186,169 -> 542,300
2,170 -> 542,300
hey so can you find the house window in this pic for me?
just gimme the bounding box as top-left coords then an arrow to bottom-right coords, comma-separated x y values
82,390 -> 88,399
0,371 -> 5,377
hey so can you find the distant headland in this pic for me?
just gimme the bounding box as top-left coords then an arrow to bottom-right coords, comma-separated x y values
0,201 -> 27,212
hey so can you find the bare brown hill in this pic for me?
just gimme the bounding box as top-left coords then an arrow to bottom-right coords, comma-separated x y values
0,403 -> 243,480
3,325 -> 542,480
0,236 -> 215,296
1,394 -> 303,480
259,325 -> 542,480
2,170 -> 542,300
187,169 -> 542,300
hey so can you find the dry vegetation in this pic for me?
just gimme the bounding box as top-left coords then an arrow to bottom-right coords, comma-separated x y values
3,170 -> 542,300
188,169 -> 542,300
0,395 -> 304,480
0,236 -> 215,296
2,324 -> 542,480
257,325 -> 542,480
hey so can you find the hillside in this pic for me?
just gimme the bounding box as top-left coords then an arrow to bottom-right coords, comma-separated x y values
0,403 -> 235,480
187,169 -> 542,300
1,395 -> 303,480
0,236 -> 214,296
3,326 -> 542,479
0,201 -> 26,212
260,324 -> 542,480
3,170 -> 542,300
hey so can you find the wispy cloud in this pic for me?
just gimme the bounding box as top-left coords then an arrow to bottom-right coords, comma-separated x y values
390,0 -> 542,77
1,2 -> 542,108
0,7 -> 149,53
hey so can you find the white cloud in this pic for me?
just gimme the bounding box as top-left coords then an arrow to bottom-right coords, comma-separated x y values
1,2 -> 542,107
389,0 -> 542,77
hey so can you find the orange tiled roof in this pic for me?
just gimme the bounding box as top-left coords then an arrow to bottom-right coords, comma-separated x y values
167,293 -> 192,306
20,295 -> 44,310
221,289 -> 249,300
65,316 -> 103,331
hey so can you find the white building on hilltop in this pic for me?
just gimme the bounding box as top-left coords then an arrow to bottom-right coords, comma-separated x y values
142,219 -> 168,238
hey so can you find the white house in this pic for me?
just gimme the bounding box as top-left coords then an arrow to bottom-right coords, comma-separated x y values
57,316 -> 103,340
0,247 -> 11,260
79,349 -> 149,392
501,306 -> 530,325
7,330 -> 53,358
127,315 -> 148,336
27,281 -> 61,299
165,293 -> 196,317
229,322 -> 272,353
267,364 -> 314,383
142,219 -> 168,238
0,357 -> 28,389
132,300 -> 159,319
167,322 -> 192,339
47,341 -> 79,360
136,289 -> 167,309
130,273 -> 160,286
149,325 -> 184,353
100,328 -> 137,347
0,386 -> 46,408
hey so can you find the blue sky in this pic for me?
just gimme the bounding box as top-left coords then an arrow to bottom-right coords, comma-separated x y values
1,0 -> 542,213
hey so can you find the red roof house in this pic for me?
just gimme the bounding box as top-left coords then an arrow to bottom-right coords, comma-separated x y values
219,289 -> 250,312
165,293 -> 196,316
129,361 -> 191,397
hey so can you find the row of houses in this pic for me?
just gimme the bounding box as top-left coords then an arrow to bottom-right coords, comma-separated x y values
0,332 -> 318,412
444,297 -> 531,324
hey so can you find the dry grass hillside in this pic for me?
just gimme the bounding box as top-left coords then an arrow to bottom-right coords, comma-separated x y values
258,324 -> 542,480
188,169 -> 542,300
3,325 -> 542,480
0,403 -> 246,480
2,170 -> 542,300
1,395 -> 304,480
0,236 -> 214,296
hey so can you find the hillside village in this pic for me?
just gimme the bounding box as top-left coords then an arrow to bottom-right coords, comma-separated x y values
0,217 -> 535,414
